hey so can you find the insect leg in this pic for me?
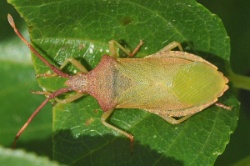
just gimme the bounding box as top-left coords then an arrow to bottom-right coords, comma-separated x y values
130,40 -> 144,57
108,40 -> 144,58
159,115 -> 192,124
101,109 -> 134,151
109,40 -> 130,58
36,58 -> 89,77
55,93 -> 85,104
36,73 -> 58,78
215,102 -> 232,110
59,58 -> 88,73
32,91 -> 85,104
159,41 -> 183,52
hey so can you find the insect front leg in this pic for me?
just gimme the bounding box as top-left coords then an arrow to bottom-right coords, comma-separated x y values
32,90 -> 85,104
59,58 -> 88,73
109,40 -> 144,58
55,93 -> 85,104
159,115 -> 193,125
101,109 -> 134,150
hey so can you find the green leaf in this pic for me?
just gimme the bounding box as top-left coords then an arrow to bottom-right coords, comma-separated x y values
7,0 -> 239,165
0,146 -> 59,166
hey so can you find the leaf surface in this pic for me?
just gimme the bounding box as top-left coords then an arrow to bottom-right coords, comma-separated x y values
7,0 -> 239,165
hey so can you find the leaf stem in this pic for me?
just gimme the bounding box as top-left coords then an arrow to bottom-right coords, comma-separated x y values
228,70 -> 250,91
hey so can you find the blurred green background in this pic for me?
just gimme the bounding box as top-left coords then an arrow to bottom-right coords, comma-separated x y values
0,0 -> 250,165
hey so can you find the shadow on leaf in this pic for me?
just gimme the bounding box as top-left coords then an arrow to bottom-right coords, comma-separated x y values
53,129 -> 184,166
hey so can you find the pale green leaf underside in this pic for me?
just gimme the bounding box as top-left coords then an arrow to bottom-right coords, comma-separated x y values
0,146 -> 59,166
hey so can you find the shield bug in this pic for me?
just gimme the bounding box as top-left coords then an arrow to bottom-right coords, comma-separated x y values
8,14 -> 231,148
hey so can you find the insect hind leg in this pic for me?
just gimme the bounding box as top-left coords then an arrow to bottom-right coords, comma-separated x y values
101,109 -> 134,151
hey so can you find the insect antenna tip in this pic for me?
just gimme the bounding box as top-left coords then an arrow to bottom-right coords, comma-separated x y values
7,14 -> 15,28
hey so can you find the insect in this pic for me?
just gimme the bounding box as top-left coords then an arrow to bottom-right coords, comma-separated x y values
8,14 -> 231,148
